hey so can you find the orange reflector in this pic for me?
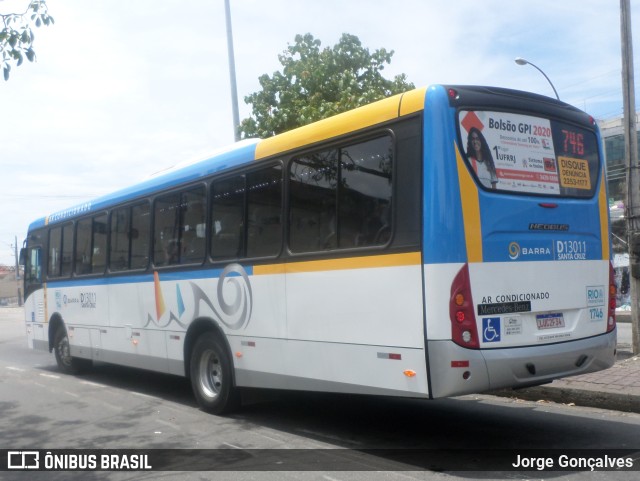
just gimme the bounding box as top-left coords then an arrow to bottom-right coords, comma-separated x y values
235,352 -> 243,358
403,370 -> 417,377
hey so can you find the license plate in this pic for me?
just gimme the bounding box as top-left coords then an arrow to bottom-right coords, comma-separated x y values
536,313 -> 565,330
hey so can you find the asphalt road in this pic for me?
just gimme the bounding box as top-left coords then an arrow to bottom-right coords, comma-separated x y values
1,308 -> 639,481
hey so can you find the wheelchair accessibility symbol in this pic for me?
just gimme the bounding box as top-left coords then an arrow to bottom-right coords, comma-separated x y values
482,317 -> 501,343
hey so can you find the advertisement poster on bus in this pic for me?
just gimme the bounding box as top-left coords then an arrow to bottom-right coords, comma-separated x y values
459,110 -> 562,195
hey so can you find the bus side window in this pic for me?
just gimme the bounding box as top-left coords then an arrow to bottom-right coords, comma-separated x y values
110,207 -> 130,271
247,165 -> 282,258
180,187 -> 206,264
110,202 -> 150,271
154,193 -> 181,266
61,223 -> 74,276
289,150 -> 338,253
91,214 -> 108,273
288,136 -> 392,253
48,227 -> 62,277
340,136 -> 393,248
75,218 -> 93,274
211,176 -> 245,260
130,202 -> 150,269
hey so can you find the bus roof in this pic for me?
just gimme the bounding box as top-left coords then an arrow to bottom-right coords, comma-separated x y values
29,86 -> 428,231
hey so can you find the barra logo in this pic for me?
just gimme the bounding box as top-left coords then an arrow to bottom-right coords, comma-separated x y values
508,241 -> 552,260
508,242 -> 521,260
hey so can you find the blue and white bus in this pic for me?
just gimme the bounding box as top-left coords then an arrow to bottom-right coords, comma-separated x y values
22,85 -> 617,413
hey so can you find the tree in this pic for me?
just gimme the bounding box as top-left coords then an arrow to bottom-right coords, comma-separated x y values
239,33 -> 414,138
1,0 -> 54,81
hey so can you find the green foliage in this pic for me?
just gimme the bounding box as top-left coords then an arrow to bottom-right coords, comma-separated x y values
1,0 -> 54,80
239,33 -> 414,139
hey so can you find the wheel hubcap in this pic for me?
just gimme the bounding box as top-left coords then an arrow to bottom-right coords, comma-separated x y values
57,336 -> 72,367
199,349 -> 222,399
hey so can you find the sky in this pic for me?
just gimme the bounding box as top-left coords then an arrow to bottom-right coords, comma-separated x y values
0,0 -> 638,266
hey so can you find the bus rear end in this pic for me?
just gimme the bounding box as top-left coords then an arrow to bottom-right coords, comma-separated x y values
423,86 -> 617,398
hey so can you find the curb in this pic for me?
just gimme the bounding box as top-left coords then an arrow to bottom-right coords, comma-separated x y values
490,385 -> 640,414
616,312 -> 632,323
490,354 -> 640,414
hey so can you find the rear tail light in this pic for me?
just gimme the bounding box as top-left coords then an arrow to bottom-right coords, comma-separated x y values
607,261 -> 617,332
450,264 -> 480,348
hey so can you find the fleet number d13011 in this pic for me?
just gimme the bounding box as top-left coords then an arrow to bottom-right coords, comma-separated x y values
556,240 -> 587,260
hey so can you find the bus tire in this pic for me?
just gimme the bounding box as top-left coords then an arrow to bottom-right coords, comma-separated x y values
190,332 -> 240,414
53,327 -> 91,375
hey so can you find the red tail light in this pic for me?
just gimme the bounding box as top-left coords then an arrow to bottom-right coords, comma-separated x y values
607,262 -> 617,332
449,264 -> 480,348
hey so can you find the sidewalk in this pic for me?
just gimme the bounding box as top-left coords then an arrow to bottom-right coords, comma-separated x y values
490,311 -> 640,413
492,348 -> 640,414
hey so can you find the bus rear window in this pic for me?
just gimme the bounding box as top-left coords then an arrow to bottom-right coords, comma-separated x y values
458,110 -> 600,197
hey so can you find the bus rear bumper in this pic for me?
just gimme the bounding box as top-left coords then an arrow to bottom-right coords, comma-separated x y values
427,330 -> 617,398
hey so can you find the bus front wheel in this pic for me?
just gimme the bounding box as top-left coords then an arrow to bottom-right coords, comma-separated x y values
53,327 -> 91,374
190,332 -> 240,414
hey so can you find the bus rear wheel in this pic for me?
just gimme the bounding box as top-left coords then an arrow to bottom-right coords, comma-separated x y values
190,332 -> 240,414
53,327 -> 91,375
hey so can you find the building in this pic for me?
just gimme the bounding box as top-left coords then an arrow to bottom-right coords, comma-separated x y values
599,113 -> 640,201
0,266 -> 21,306
599,115 -> 637,310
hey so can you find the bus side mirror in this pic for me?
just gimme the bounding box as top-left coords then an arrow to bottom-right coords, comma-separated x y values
19,248 -> 26,266
631,232 -> 640,279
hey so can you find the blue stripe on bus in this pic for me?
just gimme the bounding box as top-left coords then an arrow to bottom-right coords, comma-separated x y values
30,140 -> 260,230
46,265 -> 255,288
422,85 -> 468,264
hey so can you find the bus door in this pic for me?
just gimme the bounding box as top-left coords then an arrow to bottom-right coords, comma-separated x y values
22,230 -> 47,347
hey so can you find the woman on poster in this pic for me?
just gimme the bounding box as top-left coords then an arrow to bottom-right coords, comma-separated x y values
466,127 -> 498,189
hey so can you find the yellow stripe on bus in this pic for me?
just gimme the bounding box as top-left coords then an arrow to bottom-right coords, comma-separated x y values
253,252 -> 421,276
598,167 -> 610,260
254,90 -> 424,160
399,87 -> 427,116
455,144 -> 483,263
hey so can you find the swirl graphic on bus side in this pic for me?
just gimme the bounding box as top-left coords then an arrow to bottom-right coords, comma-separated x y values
213,263 -> 253,330
145,263 -> 253,331
187,264 -> 253,331
508,242 -> 521,260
